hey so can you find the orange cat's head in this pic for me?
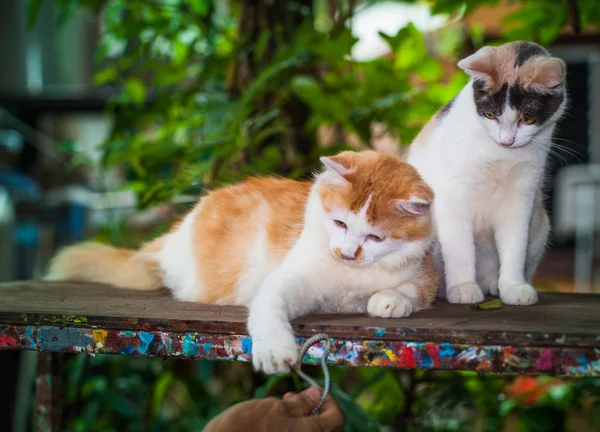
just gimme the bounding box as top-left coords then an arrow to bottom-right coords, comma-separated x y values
315,151 -> 434,269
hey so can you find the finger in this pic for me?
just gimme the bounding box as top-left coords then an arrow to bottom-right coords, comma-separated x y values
282,387 -> 322,417
306,394 -> 345,431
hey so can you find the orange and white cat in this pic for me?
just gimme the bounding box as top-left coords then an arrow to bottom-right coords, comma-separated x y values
47,150 -> 438,374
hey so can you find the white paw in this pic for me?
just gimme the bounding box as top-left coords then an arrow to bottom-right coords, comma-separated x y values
500,283 -> 538,305
251,329 -> 298,375
447,283 -> 484,304
367,291 -> 413,318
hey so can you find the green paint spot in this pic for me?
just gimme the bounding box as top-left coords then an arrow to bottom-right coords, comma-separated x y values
41,315 -> 89,325
471,299 -> 503,311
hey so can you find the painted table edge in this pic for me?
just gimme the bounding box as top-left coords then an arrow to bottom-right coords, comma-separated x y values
1,324 -> 599,377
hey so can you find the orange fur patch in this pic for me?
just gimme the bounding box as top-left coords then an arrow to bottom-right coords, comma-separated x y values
317,151 -> 433,241
193,177 -> 312,303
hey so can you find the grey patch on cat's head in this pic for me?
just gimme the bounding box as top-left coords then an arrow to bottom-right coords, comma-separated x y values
437,97 -> 456,118
473,82 -> 508,118
473,81 -> 565,126
507,84 -> 564,125
462,41 -> 566,126
514,42 -> 549,68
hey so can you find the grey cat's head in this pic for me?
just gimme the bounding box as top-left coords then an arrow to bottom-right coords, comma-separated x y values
458,41 -> 566,149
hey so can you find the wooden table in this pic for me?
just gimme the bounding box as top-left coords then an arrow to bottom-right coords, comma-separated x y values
1,282 -> 600,430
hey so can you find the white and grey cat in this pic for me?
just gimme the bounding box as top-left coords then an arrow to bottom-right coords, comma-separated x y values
407,41 -> 567,305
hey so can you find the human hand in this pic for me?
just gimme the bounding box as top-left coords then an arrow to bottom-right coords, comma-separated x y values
203,386 -> 345,432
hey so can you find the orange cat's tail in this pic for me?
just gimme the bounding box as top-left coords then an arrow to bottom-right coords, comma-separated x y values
45,242 -> 162,290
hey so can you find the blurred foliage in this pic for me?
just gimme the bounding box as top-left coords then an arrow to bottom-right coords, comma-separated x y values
29,0 -> 600,207
29,0 -> 600,430
29,0 -> 600,208
63,354 -> 600,432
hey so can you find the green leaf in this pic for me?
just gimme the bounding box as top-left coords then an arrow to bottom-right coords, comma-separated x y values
188,0 -> 209,16
152,372 -> 175,419
471,298 -> 503,311
93,68 -> 118,85
330,385 -> 381,432
253,374 -> 293,399
173,40 -> 189,66
124,78 -> 147,105
26,0 -> 44,28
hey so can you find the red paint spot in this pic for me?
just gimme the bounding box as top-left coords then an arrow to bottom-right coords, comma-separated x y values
426,343 -> 440,368
502,346 -> 515,360
536,349 -> 553,371
399,345 -> 416,368
0,334 -> 17,348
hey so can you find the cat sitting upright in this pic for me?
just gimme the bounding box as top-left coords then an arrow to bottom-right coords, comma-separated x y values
47,150 -> 438,374
407,41 -> 567,305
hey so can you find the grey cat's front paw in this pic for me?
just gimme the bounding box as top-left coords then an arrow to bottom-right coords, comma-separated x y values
500,283 -> 538,305
447,283 -> 484,304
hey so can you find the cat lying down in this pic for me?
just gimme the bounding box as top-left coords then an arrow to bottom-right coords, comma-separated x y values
47,150 -> 438,374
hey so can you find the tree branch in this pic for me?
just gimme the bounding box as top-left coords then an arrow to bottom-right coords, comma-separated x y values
565,0 -> 582,34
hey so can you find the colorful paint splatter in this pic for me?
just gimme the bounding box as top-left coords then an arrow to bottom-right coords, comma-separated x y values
1,324 -> 599,376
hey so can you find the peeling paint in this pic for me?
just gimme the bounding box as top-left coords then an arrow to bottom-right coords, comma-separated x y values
1,324 -> 600,376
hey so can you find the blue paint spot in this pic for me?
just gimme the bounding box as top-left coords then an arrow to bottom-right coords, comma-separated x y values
120,331 -> 136,338
120,345 -> 135,355
25,327 -> 36,349
182,334 -> 198,357
138,332 -> 154,355
39,327 -> 93,352
204,341 -> 213,355
439,343 -> 456,357
420,352 -> 432,368
576,353 -> 588,365
242,337 -> 253,354
375,328 -> 386,337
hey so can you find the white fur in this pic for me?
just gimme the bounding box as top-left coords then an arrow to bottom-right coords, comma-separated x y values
247,186 -> 430,374
408,82 -> 564,305
480,104 -> 541,148
156,207 -> 203,301
156,164 -> 432,374
235,221 -> 280,306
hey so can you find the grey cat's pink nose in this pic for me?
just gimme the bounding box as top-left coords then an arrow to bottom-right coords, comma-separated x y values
500,137 -> 515,146
341,253 -> 356,261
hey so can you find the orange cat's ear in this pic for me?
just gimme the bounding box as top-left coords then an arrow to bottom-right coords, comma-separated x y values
458,46 -> 498,85
393,196 -> 431,216
319,156 -> 354,186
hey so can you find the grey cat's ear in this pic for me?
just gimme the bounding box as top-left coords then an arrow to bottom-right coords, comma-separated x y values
524,57 -> 566,90
458,46 -> 497,83
319,156 -> 353,186
393,196 -> 431,216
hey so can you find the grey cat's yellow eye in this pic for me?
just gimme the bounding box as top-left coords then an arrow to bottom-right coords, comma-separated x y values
521,115 -> 535,125
334,220 -> 347,229
367,234 -> 384,242
484,112 -> 495,119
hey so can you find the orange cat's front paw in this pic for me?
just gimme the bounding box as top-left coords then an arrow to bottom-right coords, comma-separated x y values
251,331 -> 298,375
367,290 -> 414,318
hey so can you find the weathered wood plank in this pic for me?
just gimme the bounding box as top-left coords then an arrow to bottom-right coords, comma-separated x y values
1,281 -> 599,348
1,281 -> 600,376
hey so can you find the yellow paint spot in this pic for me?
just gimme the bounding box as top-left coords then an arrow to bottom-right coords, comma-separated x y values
385,349 -> 397,362
93,330 -> 107,347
